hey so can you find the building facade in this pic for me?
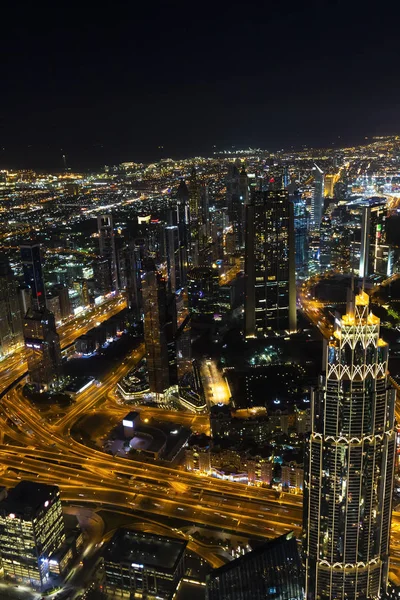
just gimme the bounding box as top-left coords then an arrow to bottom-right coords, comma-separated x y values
303,291 -> 396,599
310,164 -> 324,229
0,256 -> 23,358
104,529 -> 186,599
142,261 -> 170,395
97,214 -> 118,292
206,532 -> 303,600
20,243 -> 46,310
23,308 -> 62,390
0,482 -> 66,589
244,189 -> 296,336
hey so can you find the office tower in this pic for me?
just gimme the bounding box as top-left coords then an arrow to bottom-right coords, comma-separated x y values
304,291 -> 395,600
291,192 -> 309,278
142,260 -> 170,395
125,242 -> 143,322
187,266 -> 220,315
20,243 -> 46,310
0,256 -> 23,358
189,165 -> 201,223
206,532 -> 303,600
176,179 -> 190,259
97,214 -> 118,292
226,164 -> 248,253
23,308 -> 62,390
175,287 -> 191,380
104,529 -> 186,599
310,163 -> 324,229
46,294 -> 62,324
324,172 -> 339,197
244,189 -> 296,337
53,283 -> 72,320
19,285 -> 31,317
166,203 -> 187,293
175,315 -> 192,380
93,257 -> 112,294
319,215 -> 332,270
359,198 -> 388,278
283,165 -> 290,189
0,482 -> 66,588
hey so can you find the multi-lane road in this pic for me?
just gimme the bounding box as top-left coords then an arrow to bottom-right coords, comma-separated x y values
2,288 -> 400,581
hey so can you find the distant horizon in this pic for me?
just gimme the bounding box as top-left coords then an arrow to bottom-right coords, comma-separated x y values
0,132 -> 393,173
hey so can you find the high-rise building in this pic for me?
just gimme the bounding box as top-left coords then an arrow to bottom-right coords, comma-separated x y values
304,290 -> 396,600
187,266 -> 220,316
359,198 -> 388,278
206,532 -> 303,600
291,192 -> 309,277
176,179 -> 190,256
324,172 -> 339,198
93,257 -> 112,295
319,215 -> 332,270
310,164 -> 324,229
52,283 -> 72,320
20,243 -> 46,311
142,260 -> 170,395
0,256 -> 23,358
188,166 -> 201,266
125,242 -> 143,322
244,189 -> 296,337
23,308 -> 62,390
97,214 -> 118,292
166,202 -> 188,294
0,482 -> 66,588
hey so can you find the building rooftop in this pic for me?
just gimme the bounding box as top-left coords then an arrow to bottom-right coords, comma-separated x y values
104,529 -> 187,571
0,481 -> 60,516
209,532 -> 298,578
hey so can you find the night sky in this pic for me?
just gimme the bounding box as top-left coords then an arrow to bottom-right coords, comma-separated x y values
1,0 -> 399,170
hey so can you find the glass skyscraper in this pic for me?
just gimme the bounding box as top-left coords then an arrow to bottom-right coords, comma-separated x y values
206,532 -> 303,600
291,192 -> 309,277
304,290 -> 395,599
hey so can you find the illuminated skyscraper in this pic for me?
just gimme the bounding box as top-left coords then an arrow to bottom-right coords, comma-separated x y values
166,199 -> 188,293
142,260 -> 170,395
291,192 -> 309,277
189,166 -> 201,266
176,179 -> 190,278
20,243 -> 46,310
304,291 -> 395,600
310,163 -> 324,229
0,256 -> 23,358
23,307 -> 62,390
244,189 -> 296,336
359,199 -> 388,278
97,214 -> 118,292
0,482 -> 66,588
319,215 -> 332,270
125,242 -> 143,322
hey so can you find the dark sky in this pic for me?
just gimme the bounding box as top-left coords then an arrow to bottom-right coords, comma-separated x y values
1,0 -> 399,170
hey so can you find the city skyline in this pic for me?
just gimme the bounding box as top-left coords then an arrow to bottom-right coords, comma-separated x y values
1,136 -> 400,598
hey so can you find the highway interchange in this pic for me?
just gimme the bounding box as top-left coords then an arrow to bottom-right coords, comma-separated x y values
0,289 -> 400,581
